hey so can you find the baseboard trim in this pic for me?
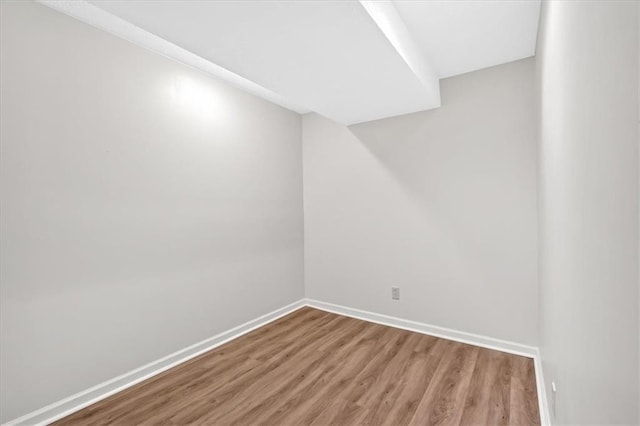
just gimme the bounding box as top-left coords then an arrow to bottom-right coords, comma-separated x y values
305,298 -> 550,425
305,298 -> 537,357
533,348 -> 552,425
5,297 -> 551,426
3,298 -> 306,426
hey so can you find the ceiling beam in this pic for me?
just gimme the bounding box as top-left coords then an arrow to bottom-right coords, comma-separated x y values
36,0 -> 310,114
359,0 -> 441,109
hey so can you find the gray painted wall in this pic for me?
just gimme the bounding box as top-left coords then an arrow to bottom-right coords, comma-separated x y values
303,58 -> 539,346
536,0 -> 639,423
0,2 -> 304,421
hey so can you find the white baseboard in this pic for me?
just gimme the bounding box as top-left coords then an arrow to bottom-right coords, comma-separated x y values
533,348 -> 552,426
305,298 -> 537,357
305,298 -> 551,425
3,299 -> 306,426
5,297 -> 551,426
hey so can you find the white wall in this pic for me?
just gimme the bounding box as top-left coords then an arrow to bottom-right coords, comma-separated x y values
0,2 -> 304,422
536,0 -> 639,423
303,58 -> 539,345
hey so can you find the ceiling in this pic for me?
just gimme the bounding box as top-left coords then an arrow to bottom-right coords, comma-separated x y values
394,1 -> 541,79
39,0 -> 541,125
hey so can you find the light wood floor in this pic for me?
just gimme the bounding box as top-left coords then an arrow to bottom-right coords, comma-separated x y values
55,307 -> 540,425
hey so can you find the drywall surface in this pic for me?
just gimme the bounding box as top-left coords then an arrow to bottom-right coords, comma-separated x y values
536,0 -> 639,423
0,2 -> 303,422
303,58 -> 538,346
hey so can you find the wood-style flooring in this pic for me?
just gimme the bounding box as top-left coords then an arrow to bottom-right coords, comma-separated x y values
55,307 -> 540,425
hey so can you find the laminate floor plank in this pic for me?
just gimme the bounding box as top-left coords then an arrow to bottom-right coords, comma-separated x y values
382,338 -> 451,425
310,329 -> 419,425
207,321 -> 372,424
243,323 -> 393,426
276,325 -> 392,425
409,343 -> 480,426
54,307 -> 540,426
509,354 -> 541,425
460,349 -> 513,426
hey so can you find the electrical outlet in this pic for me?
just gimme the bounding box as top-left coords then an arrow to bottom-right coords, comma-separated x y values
391,287 -> 400,300
551,381 -> 557,419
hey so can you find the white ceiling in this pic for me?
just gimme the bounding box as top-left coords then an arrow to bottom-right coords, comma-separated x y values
394,1 -> 541,79
40,0 -> 540,125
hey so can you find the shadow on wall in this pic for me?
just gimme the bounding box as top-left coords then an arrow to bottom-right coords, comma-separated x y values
345,63 -> 537,251
302,58 -> 538,345
345,57 -> 537,312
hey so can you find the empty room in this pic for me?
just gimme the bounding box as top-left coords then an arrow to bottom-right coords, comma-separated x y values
0,0 -> 638,425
